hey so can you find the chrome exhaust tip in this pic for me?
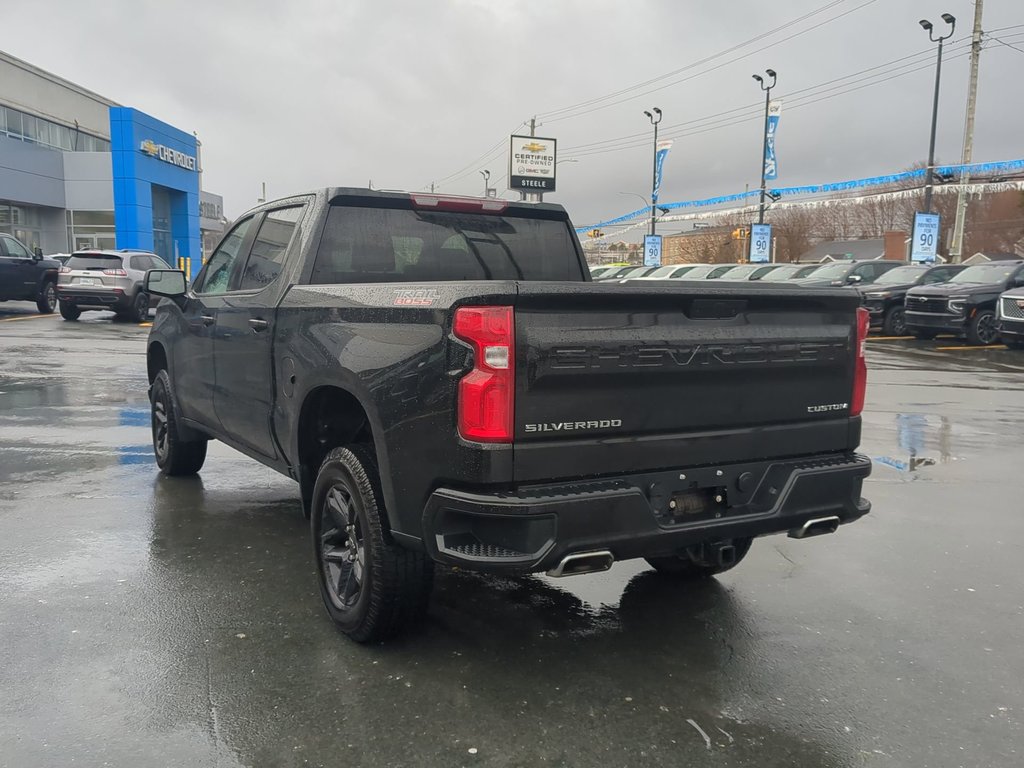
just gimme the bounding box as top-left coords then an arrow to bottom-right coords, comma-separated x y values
789,515 -> 841,539
546,550 -> 615,578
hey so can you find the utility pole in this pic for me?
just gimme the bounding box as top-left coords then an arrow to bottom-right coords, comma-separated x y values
950,0 -> 984,262
524,116 -> 542,203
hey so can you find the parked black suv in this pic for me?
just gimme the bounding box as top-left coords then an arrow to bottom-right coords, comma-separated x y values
904,261 -> 1024,345
858,263 -> 964,336
0,233 -> 60,313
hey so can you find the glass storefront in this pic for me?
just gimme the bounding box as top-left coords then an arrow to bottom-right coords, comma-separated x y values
66,210 -> 116,252
0,201 -> 44,252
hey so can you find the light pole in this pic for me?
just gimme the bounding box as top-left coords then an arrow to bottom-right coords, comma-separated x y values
479,169 -> 490,197
920,13 -> 956,214
642,107 -> 662,236
752,69 -> 776,225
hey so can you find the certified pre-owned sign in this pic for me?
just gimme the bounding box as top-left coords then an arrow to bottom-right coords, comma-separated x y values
509,135 -> 557,192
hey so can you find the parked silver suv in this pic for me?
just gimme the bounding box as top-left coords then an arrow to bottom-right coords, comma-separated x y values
57,250 -> 171,322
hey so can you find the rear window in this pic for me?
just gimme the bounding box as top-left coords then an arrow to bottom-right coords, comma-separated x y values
66,254 -> 123,270
309,205 -> 584,284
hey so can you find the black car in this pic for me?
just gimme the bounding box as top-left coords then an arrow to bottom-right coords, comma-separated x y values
0,233 -> 60,313
858,264 -> 965,336
904,261 -> 1024,345
797,260 -> 907,288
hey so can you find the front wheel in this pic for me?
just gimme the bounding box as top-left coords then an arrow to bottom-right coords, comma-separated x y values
36,281 -> 57,314
966,309 -> 998,346
59,301 -> 81,321
645,537 -> 753,579
882,306 -> 907,336
311,446 -> 433,643
150,369 -> 207,475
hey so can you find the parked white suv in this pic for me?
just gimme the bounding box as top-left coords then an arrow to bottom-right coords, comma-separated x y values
57,250 -> 171,322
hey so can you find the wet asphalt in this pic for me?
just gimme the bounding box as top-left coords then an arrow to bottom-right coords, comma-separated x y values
1,303 -> 1023,768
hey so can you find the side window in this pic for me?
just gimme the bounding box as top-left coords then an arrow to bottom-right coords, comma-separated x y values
194,216 -> 256,295
238,206 -> 304,291
151,256 -> 172,270
130,255 -> 151,271
4,237 -> 32,259
0,237 -> 10,257
854,264 -> 878,280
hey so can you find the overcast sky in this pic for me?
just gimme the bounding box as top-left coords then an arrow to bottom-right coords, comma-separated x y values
5,0 -> 1022,228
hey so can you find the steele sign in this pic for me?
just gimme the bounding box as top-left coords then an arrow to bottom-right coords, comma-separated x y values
509,135 -> 557,192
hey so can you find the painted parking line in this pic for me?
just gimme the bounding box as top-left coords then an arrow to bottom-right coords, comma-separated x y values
934,344 -> 1007,351
868,336 -> 914,341
0,314 -> 48,323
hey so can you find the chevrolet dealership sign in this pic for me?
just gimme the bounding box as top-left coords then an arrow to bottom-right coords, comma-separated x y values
140,139 -> 197,171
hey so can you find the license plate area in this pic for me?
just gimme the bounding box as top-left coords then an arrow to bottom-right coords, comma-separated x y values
657,487 -> 728,526
76,278 -> 97,286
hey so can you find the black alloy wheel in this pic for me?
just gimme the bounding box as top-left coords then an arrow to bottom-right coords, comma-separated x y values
319,485 -> 366,611
967,310 -> 998,346
883,306 -> 907,336
37,281 -> 57,314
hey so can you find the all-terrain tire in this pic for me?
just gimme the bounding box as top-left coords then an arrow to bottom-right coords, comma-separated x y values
59,301 -> 81,321
150,369 -> 207,476
36,280 -> 57,314
311,445 -> 433,642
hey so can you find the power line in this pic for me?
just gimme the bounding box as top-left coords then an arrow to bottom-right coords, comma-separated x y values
987,34 -> 1024,55
562,48 -> 975,161
536,0 -> 847,121
561,39 -> 972,155
538,0 -> 881,125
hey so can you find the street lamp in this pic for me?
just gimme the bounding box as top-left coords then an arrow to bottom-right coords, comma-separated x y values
919,13 -> 956,213
479,169 -> 490,197
752,69 -> 777,225
642,107 -> 662,236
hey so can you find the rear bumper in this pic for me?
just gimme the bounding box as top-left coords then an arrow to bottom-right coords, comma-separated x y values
422,452 -> 872,573
56,286 -> 131,309
905,311 -> 965,334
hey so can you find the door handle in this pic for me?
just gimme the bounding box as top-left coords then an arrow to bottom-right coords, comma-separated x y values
201,315 -> 215,326
249,318 -> 269,332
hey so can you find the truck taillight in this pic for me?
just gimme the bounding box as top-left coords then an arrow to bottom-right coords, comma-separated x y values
103,268 -> 128,276
851,307 -> 869,417
453,306 -> 515,443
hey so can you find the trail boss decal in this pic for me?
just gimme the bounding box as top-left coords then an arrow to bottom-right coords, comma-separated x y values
394,289 -> 439,306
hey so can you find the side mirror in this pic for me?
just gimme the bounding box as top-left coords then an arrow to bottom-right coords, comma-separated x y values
847,274 -> 863,284
145,269 -> 187,298
33,247 -> 43,260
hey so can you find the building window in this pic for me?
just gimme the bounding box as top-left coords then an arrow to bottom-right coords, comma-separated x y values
0,104 -> 109,153
67,209 -> 116,251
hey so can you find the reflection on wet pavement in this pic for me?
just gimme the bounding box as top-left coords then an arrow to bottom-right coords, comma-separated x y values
2,316 -> 1023,766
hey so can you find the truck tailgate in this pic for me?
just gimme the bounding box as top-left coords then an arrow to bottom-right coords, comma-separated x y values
513,282 -> 862,482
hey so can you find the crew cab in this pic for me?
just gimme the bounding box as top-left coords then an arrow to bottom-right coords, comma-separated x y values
144,188 -> 872,642
904,261 -> 1024,345
859,263 -> 964,336
0,233 -> 60,313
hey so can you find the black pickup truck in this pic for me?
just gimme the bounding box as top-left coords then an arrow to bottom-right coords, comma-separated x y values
144,189 -> 872,642
0,233 -> 59,313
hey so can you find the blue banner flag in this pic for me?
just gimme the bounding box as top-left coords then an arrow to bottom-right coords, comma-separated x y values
764,100 -> 782,181
652,140 -> 673,203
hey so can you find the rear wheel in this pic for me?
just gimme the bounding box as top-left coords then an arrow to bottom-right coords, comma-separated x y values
130,291 -> 150,323
151,369 -> 207,475
311,445 -> 433,642
36,281 -> 57,314
645,537 -> 753,579
882,306 -> 907,336
966,309 -> 998,346
59,301 -> 81,321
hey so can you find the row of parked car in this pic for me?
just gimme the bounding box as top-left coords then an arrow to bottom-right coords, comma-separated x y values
590,259 -> 1024,348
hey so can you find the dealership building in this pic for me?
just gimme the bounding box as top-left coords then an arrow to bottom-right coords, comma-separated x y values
0,49 -> 225,277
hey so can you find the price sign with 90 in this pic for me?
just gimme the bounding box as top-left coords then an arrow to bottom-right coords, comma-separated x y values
749,224 -> 771,263
911,212 -> 940,263
643,234 -> 662,267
